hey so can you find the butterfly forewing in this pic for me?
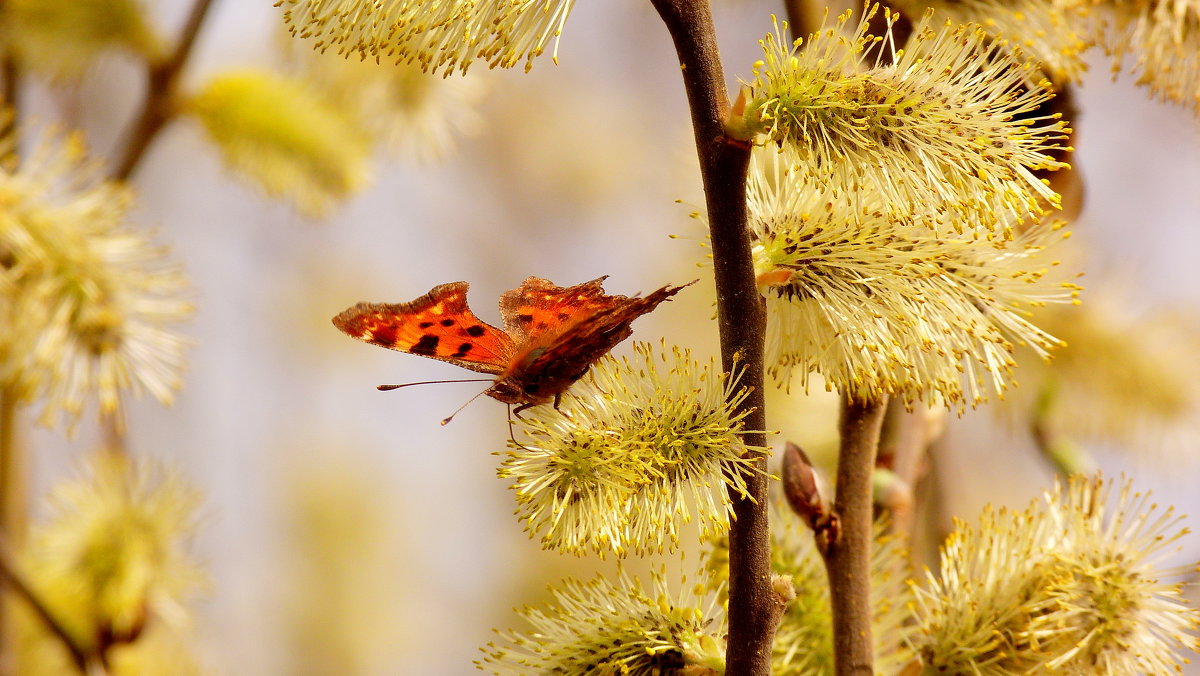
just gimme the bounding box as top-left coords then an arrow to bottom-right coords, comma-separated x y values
332,282 -> 515,375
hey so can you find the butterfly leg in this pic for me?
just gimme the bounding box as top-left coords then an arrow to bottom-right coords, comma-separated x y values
550,392 -> 575,420
506,404 -> 535,451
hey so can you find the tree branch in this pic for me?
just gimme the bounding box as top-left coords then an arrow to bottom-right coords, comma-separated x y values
1,51 -> 19,156
782,0 -> 821,40
112,0 -> 216,181
823,395 -> 888,676
0,386 -> 21,673
877,401 -> 940,537
648,0 -> 772,674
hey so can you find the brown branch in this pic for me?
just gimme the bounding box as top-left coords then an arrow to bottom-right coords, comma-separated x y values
0,539 -> 95,674
782,0 -> 822,40
647,0 -> 771,673
1,51 -> 19,155
877,401 -> 940,537
823,395 -> 888,676
0,386 -> 20,674
0,386 -> 24,547
99,411 -> 125,454
112,0 -> 216,181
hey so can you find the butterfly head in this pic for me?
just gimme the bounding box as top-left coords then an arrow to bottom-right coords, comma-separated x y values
485,377 -> 551,407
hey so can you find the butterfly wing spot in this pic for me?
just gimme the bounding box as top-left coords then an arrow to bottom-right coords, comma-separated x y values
366,325 -> 397,344
411,334 -> 440,356
517,313 -> 534,325
332,282 -> 517,376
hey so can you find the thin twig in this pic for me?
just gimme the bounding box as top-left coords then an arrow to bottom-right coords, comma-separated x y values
112,0 -> 217,181
1,50 -> 20,156
824,395 -> 888,676
0,386 -> 24,545
99,411 -> 125,453
0,385 -> 20,674
0,539 -> 95,674
878,401 -> 938,537
647,0 -> 772,673
1030,382 -> 1092,476
782,0 -> 821,40
0,42 -> 24,670
913,435 -> 953,569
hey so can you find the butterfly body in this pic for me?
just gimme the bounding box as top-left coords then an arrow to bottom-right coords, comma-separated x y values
333,276 -> 692,411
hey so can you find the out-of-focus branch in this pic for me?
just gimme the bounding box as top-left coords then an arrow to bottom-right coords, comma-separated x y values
1,51 -> 19,153
0,386 -> 21,674
107,0 -> 217,449
877,401 -> 943,536
112,0 -> 216,181
783,0 -> 823,39
1031,383 -> 1094,476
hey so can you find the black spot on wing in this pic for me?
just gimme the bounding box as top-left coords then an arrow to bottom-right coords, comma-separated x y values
412,334 -> 440,356
517,313 -> 534,325
452,343 -> 473,358
557,313 -> 570,320
440,318 -> 455,327
465,325 -> 486,337
418,321 -> 434,329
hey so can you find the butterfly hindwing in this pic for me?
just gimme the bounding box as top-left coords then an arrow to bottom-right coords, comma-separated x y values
495,278 -> 692,402
332,282 -> 515,375
498,276 -> 616,343
522,282 -> 690,376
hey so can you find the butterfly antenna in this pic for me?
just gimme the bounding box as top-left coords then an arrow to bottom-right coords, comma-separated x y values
440,388 -> 491,426
377,378 -> 493,391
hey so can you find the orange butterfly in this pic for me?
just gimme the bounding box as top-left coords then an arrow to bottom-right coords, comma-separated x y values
332,276 -> 693,414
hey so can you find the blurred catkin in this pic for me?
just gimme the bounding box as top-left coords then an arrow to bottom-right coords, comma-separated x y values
0,130 -> 191,432
1,0 -> 162,80
185,70 -> 371,217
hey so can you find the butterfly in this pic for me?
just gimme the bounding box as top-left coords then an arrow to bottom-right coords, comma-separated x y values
332,276 -> 693,415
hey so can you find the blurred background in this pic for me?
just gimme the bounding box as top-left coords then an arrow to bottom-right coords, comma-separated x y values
11,0 -> 1200,673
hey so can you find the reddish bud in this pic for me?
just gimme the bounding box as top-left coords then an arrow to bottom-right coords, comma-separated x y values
782,441 -> 825,530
